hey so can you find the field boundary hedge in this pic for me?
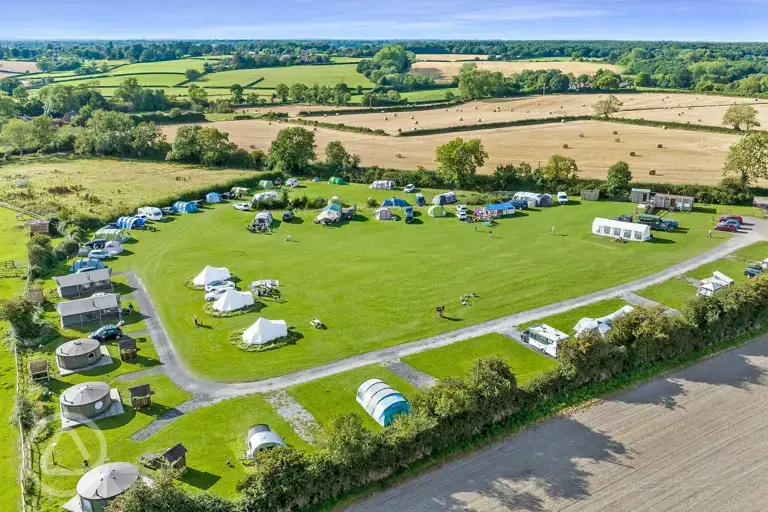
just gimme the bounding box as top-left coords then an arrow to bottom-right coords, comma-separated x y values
595,116 -> 747,135
399,115 -> 592,136
281,117 -> 388,135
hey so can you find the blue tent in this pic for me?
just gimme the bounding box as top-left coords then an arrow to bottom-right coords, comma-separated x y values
173,201 -> 198,214
205,192 -> 222,204
482,202 -> 516,217
382,198 -> 410,208
115,216 -> 145,229
356,379 -> 411,427
70,258 -> 106,273
312,177 -> 321,182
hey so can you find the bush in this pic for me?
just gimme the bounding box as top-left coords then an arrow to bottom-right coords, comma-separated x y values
366,197 -> 379,208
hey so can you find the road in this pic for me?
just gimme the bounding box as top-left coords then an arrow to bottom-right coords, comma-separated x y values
353,335 -> 768,512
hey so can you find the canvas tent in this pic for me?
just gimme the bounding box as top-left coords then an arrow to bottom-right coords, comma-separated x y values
574,305 -> 635,337
483,202 -> 516,217
374,207 -> 393,220
428,205 -> 446,217
94,228 -> 131,242
513,191 -> 553,207
431,192 -> 457,205
172,201 -> 198,214
230,186 -> 250,198
213,288 -> 254,312
370,180 -> 395,190
242,318 -> 288,346
314,209 -> 340,224
56,293 -> 121,328
115,216 -> 145,230
193,266 -> 231,287
253,211 -> 274,227
286,178 -> 300,188
697,271 -> 734,297
258,180 -> 275,189
205,192 -> 222,204
246,424 -> 286,458
70,258 -> 106,273
356,379 -> 411,427
592,218 -> 651,242
328,176 -> 347,185
329,196 -> 343,205
382,197 -> 409,207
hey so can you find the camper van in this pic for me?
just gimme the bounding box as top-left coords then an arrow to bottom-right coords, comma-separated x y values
137,207 -> 163,221
557,192 -> 569,205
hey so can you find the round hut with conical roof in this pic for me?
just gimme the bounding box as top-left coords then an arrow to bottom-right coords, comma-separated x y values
56,338 -> 102,371
60,382 -> 112,420
76,462 -> 139,512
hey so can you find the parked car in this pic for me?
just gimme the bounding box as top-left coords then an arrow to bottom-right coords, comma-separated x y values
90,324 -> 123,342
85,239 -> 107,250
415,193 -> 427,207
234,202 -> 251,211
88,249 -> 112,260
557,192 -> 569,205
205,287 -> 230,301
715,222 -> 738,232
160,207 -> 175,215
510,199 -> 528,210
404,206 -> 414,223
745,265 -> 762,278
404,184 -> 415,193
204,280 -> 235,293
720,218 -> 741,229
282,211 -> 294,222
718,215 -> 743,224
660,219 -> 679,230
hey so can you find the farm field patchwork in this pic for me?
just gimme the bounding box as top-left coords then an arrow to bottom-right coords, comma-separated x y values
56,73 -> 186,87
410,60 -> 622,83
164,117 -> 739,184
193,68 -> 267,87
616,101 -> 768,128
103,181 -> 732,381
402,333 -> 557,383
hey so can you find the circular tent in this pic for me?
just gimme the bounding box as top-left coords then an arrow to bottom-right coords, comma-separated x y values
428,205 -> 446,217
77,462 -> 140,512
56,338 -> 102,370
355,379 -> 411,427
60,382 -> 112,420
245,424 -> 286,458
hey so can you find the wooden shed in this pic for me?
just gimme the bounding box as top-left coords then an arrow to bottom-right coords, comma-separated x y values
26,219 -> 50,236
27,286 -> 44,305
29,359 -> 49,383
118,339 -> 137,361
162,443 -> 188,471
580,189 -> 600,201
630,188 -> 652,204
128,383 -> 152,409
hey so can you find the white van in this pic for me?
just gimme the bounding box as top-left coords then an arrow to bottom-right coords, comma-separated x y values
456,204 -> 468,221
137,206 -> 163,221
557,192 -> 569,205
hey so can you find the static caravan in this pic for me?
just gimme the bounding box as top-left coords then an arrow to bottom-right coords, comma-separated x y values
370,180 -> 395,190
592,218 -> 651,242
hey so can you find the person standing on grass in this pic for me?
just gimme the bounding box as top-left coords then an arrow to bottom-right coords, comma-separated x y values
708,229 -> 713,238
193,313 -> 199,328
551,225 -> 555,235
488,230 -> 492,238
285,233 -> 291,242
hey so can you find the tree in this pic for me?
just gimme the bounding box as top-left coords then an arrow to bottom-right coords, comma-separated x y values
0,296 -> 44,339
541,154 -> 578,182
1,118 -> 35,155
325,140 -> 360,171
275,83 -> 289,103
634,72 -> 652,87
130,121 -> 168,157
74,109 -> 134,155
30,115 -> 55,149
267,127 -> 315,172
595,75 -> 620,89
188,87 -> 209,110
723,104 -> 761,131
185,68 -> 202,81
12,85 -> 27,100
166,125 -> 241,166
593,94 -> 623,118
289,83 -> 309,103
723,132 -> 768,185
604,161 -> 632,197
435,137 -> 488,188
229,83 -> 243,103
0,94 -> 17,120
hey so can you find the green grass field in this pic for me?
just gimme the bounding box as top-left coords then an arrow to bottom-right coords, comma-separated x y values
193,69 -> 266,87
636,278 -> 697,311
238,64 -> 373,88
403,333 -> 557,383
56,73 -> 186,87
518,298 -> 631,334
97,181 -> 733,382
288,364 -> 420,430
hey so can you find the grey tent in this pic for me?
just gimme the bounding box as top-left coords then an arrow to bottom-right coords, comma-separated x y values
59,382 -> 113,420
56,338 -> 103,371
76,462 -> 139,512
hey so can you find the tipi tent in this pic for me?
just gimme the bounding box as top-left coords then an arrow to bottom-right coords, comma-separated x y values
374,207 -> 393,220
213,288 -> 254,312
428,205 -> 446,217
328,176 -> 347,185
205,192 -> 222,204
242,318 -> 288,346
193,266 -> 231,287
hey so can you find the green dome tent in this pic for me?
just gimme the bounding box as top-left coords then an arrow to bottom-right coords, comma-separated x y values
328,176 -> 347,185
428,205 -> 446,217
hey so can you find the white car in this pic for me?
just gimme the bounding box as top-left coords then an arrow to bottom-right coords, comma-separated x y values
234,202 -> 251,211
204,280 -> 235,293
557,192 -> 569,205
205,287 -> 230,301
404,184 -> 415,193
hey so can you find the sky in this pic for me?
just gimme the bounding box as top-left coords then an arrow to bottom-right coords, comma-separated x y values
4,0 -> 768,41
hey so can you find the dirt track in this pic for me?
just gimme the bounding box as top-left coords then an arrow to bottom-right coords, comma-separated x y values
354,336 -> 768,511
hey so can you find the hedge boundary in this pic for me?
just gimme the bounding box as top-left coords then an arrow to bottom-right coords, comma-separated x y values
398,115 -> 592,136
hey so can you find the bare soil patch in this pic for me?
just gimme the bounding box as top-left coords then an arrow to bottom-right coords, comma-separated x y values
0,59 -> 39,74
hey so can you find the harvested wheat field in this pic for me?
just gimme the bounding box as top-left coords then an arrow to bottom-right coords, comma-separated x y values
617,99 -> 768,128
411,60 -> 622,83
163,119 -> 738,184
415,54 -> 489,61
0,59 -> 39,74
310,93 -> 759,135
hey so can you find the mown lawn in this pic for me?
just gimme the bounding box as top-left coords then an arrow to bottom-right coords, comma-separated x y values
56,73 -> 186,87
102,182 -> 731,381
288,364 -> 420,431
636,278 -> 697,312
193,68 -> 266,87
244,64 -> 374,88
402,333 -> 557,383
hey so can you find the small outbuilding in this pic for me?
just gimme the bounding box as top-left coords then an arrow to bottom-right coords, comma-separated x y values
60,381 -> 113,421
128,383 -> 152,409
162,443 -> 188,471
27,286 -> 44,305
213,288 -> 254,312
581,189 -> 600,201
630,188 -> 652,204
26,219 -> 50,235
370,180 -> 395,190
205,192 -> 222,204
68,462 -> 140,512
29,359 -> 50,383
93,228 -> 131,243
356,379 -> 411,427
56,338 -> 103,371
482,202 -> 516,217
193,265 -> 231,287
70,258 -> 107,273
242,317 -> 288,346
246,424 -> 286,458
56,293 -> 121,328
118,338 -> 137,361
53,268 -> 112,299
328,176 -> 347,185
374,207 -> 393,221
172,201 -> 198,214
592,218 -> 651,242
428,205 -> 446,217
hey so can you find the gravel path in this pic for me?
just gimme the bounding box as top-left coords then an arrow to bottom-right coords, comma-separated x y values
113,366 -> 164,383
385,361 -> 439,389
352,335 -> 768,512
263,390 -> 321,445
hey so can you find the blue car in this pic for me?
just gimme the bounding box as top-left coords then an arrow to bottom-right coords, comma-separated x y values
90,324 -> 123,342
721,219 -> 741,229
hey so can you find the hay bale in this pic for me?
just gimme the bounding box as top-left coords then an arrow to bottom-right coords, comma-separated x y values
249,144 -> 256,149
335,112 -> 339,115
560,105 -> 563,108
384,116 -> 388,121
578,133 -> 584,138
649,169 -> 656,175
548,111 -> 552,114
397,128 -> 402,133
394,113 -> 397,117
475,106 -> 478,110
561,119 -> 565,123
395,152 -> 402,158
698,119 -> 702,122
477,118 -> 482,122
563,143 -> 569,149
537,102 -> 540,105
663,126 -> 668,130
510,108 -> 514,111
410,115 -> 414,119
324,113 -> 328,117
459,117 -> 463,121
615,138 -> 621,142
630,151 -> 636,156
612,130 -> 618,135
657,143 -> 663,148
413,120 -> 418,125
268,121 -> 272,125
